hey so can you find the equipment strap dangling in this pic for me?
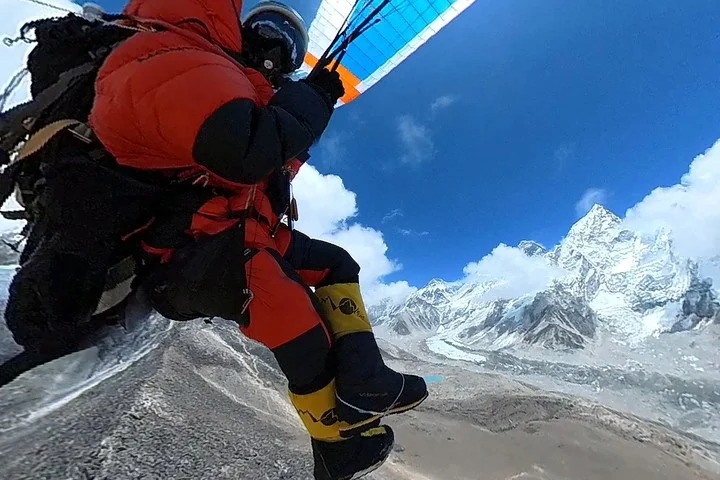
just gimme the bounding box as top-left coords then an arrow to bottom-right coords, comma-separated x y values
0,62 -> 96,156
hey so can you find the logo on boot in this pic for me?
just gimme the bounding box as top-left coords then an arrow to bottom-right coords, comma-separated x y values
320,295 -> 367,322
296,407 -> 339,426
338,297 -> 358,315
322,297 -> 359,315
320,408 -> 339,426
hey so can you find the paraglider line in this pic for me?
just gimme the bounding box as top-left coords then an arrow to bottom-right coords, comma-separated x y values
329,17 -> 381,72
312,0 -> 390,74
340,0 -> 437,75
0,69 -> 29,113
18,0 -> 75,14
311,0 -> 392,77
312,0 -> 364,76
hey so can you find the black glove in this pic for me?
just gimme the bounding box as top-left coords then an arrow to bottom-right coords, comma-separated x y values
304,68 -> 345,108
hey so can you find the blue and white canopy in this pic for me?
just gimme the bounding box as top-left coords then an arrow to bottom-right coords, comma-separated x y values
300,0 -> 475,105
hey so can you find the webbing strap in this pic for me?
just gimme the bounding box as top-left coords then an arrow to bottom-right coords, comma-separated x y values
0,61 -> 96,153
16,119 -> 81,161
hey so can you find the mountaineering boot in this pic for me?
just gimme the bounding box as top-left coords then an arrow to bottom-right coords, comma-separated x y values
314,283 -> 428,438
311,425 -> 395,480
289,378 -> 395,479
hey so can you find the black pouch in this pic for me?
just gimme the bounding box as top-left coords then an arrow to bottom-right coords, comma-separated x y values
5,235 -> 108,352
4,149 -> 161,352
143,225 -> 257,326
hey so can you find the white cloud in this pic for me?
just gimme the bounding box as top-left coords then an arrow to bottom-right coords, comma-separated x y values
292,166 -> 357,236
397,115 -> 435,164
622,138 -> 720,282
382,208 -> 403,223
398,228 -> 428,237
575,187 -> 608,217
292,165 -> 415,306
462,244 -> 569,302
367,280 -> 417,307
430,95 -> 456,112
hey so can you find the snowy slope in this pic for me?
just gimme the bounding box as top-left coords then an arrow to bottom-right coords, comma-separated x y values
374,205 -> 719,352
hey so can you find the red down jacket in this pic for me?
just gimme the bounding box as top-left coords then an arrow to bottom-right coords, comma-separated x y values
88,0 -> 333,255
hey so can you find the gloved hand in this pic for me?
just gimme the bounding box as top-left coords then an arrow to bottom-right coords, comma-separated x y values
304,68 -> 345,108
284,158 -> 303,181
284,150 -> 310,181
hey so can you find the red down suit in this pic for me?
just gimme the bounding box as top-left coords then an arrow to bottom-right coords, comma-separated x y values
88,0 -> 340,393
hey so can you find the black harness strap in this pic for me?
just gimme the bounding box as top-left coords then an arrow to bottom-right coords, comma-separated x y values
0,61 -> 96,155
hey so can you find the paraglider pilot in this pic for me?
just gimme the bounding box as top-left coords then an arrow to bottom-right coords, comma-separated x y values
87,0 -> 428,478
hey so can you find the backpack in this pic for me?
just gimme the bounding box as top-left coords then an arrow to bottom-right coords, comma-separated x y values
0,11 -> 169,356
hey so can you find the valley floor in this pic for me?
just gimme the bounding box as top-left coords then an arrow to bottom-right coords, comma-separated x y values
379,359 -> 720,480
386,410 -> 715,480
1,319 -> 719,479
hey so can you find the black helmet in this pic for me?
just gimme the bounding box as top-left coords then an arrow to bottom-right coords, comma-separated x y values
242,1 -> 309,85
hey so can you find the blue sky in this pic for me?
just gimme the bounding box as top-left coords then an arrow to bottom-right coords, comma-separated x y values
305,0 -> 720,286
14,0 -> 720,294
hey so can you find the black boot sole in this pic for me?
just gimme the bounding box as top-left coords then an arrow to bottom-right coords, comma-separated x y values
344,440 -> 393,480
313,426 -> 395,480
337,391 -> 428,438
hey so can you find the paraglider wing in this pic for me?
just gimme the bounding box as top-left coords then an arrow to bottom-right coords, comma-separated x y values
301,0 -> 476,106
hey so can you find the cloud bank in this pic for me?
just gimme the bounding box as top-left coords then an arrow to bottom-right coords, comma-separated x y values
292,165 -> 417,305
623,138 -> 720,282
462,244 -> 568,302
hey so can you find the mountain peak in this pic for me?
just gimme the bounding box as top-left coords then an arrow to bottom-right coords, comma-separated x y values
587,203 -> 617,217
518,240 -> 547,257
568,204 -> 621,239
425,278 -> 449,289
585,204 -> 619,222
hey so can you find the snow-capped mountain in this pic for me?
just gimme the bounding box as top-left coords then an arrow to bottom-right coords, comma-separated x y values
372,204 -> 719,351
518,240 -> 547,257
370,278 -> 461,334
